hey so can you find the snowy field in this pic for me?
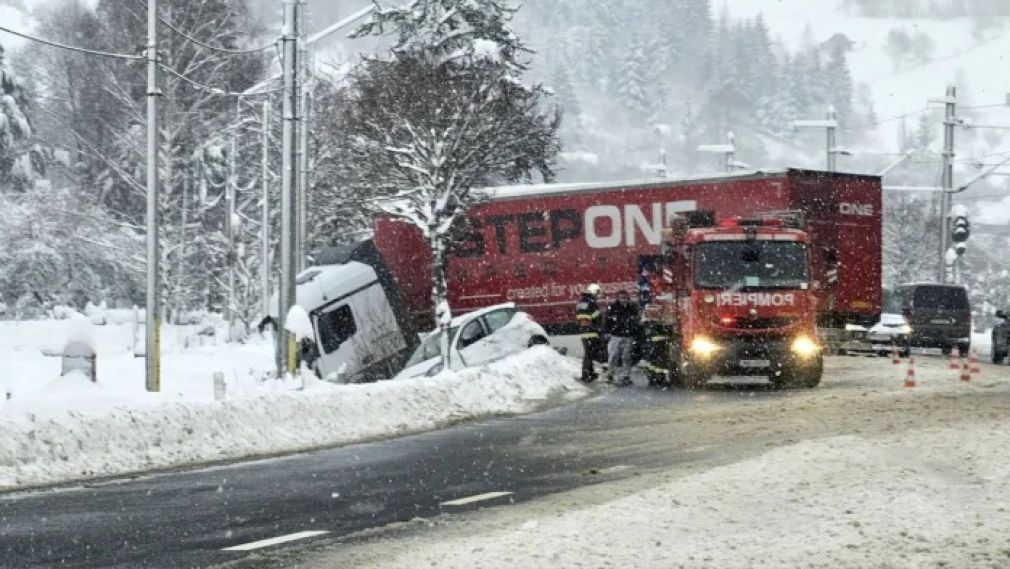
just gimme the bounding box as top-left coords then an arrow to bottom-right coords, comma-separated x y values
304,355 -> 1010,569
0,316 -> 588,490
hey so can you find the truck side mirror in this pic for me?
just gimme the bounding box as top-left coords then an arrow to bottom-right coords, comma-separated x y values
901,305 -> 912,317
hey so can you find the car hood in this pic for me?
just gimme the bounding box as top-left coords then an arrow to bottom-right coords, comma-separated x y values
394,357 -> 441,380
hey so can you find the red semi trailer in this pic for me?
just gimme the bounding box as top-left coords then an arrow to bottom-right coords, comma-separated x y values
373,169 -> 883,347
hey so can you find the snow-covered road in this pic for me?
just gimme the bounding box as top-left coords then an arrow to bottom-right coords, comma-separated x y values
282,355 -> 1010,569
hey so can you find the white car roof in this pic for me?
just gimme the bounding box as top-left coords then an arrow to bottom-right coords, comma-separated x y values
449,302 -> 517,327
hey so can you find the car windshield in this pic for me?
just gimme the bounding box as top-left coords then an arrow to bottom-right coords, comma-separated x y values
405,326 -> 458,367
694,241 -> 809,289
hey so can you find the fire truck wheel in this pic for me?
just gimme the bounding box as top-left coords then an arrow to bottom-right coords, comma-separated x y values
774,357 -> 823,389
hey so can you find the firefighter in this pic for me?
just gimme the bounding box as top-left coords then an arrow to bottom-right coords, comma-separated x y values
604,290 -> 640,386
575,283 -> 604,382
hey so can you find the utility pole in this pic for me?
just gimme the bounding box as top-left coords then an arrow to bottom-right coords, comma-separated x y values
938,84 -> 957,283
261,100 -> 272,320
278,0 -> 300,377
697,132 -> 737,172
297,5 -> 309,272
226,96 -> 240,333
145,0 -> 161,392
826,106 -> 838,173
794,107 -> 849,172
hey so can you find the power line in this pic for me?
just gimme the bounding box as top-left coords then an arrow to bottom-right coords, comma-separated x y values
159,63 -> 281,98
158,16 -> 277,55
839,107 -> 930,131
0,24 -> 142,60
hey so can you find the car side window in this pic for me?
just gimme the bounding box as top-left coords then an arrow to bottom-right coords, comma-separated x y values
317,304 -> 357,354
483,309 -> 514,333
457,320 -> 487,349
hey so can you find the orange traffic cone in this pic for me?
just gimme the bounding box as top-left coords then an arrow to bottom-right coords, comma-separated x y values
970,350 -> 981,375
904,357 -> 917,389
960,359 -> 972,383
949,345 -> 961,370
891,343 -> 901,365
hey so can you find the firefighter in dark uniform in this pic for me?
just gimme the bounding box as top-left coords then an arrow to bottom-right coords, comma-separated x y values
575,283 -> 604,382
640,267 -> 674,386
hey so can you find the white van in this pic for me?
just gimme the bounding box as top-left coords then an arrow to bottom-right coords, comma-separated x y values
273,242 -> 420,382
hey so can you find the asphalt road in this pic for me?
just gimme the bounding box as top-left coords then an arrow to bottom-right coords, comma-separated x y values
3,354 -> 971,569
0,374 -> 797,569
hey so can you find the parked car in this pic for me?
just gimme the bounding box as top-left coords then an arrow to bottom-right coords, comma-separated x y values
395,303 -> 550,379
893,283 -> 972,356
867,312 -> 912,357
993,310 -> 1009,364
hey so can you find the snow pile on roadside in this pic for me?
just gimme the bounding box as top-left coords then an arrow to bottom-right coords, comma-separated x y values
0,347 -> 587,491
355,423 -> 1010,569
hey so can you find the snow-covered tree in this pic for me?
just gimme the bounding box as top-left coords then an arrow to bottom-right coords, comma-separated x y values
0,44 -> 44,193
342,0 -> 560,330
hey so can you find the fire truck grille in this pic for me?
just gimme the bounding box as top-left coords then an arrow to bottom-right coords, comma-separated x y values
720,317 -> 796,330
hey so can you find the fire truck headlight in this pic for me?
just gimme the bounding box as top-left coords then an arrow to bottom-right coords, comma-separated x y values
690,336 -> 721,359
899,324 -> 913,335
791,335 -> 820,359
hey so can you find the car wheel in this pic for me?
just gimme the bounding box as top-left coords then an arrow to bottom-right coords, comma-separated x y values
941,345 -> 952,357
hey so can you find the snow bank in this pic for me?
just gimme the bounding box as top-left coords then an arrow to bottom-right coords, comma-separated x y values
0,347 -> 587,491
354,421 -> 1010,569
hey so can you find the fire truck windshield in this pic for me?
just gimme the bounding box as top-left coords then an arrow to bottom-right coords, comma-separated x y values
694,241 -> 809,290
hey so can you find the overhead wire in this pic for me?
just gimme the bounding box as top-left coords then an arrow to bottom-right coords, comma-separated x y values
159,64 -> 282,98
158,16 -> 278,55
0,24 -> 142,60
839,107 -> 930,131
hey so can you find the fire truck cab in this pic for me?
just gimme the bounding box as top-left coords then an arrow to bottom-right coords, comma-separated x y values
645,213 -> 823,389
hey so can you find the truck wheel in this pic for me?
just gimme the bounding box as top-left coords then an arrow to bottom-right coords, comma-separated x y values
958,342 -> 971,357
993,349 -> 1008,365
773,357 -> 823,389
677,359 -> 708,390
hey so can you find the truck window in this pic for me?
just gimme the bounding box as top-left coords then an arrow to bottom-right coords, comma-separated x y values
694,242 -> 809,289
317,304 -> 357,354
912,286 -> 969,310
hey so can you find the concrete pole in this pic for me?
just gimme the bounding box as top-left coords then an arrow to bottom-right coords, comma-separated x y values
145,0 -> 161,392
939,85 -> 957,283
826,106 -> 838,173
277,0 -> 299,376
261,100 -> 271,319
226,97 -> 239,332
725,131 -> 735,172
296,2 -> 309,272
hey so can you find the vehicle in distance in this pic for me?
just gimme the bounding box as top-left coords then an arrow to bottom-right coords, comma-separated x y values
395,303 -> 550,380
993,309 -> 1009,364
893,283 -> 971,356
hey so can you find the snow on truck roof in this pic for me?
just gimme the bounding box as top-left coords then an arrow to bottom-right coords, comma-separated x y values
483,169 -> 785,200
481,168 -> 881,201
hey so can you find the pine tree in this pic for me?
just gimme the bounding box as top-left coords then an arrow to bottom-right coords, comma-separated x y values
0,44 -> 44,193
615,39 -> 652,119
823,43 -> 854,125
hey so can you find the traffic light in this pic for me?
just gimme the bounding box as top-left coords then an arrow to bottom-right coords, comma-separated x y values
951,213 -> 970,257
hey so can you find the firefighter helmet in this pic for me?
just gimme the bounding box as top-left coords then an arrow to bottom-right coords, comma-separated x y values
586,283 -> 601,296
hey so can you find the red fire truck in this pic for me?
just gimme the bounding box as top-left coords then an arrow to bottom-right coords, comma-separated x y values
373,169 -> 882,347
642,213 -> 824,389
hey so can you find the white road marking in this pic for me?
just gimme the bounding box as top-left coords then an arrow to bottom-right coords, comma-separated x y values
440,491 -> 514,507
221,530 -> 330,552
